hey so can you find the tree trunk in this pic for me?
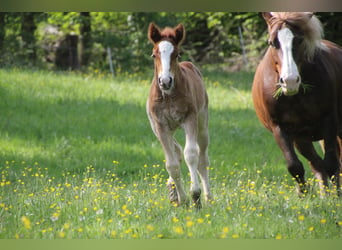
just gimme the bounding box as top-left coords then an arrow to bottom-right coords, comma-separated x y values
21,12 -> 37,63
80,12 -> 92,67
0,13 -> 5,51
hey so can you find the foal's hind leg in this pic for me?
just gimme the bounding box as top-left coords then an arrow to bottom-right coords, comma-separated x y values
197,113 -> 212,203
183,117 -> 202,208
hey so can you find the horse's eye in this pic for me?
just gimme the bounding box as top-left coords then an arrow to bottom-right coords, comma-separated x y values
151,54 -> 156,58
269,38 -> 280,49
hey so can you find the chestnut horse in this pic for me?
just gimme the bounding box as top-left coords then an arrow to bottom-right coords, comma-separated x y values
252,12 -> 342,196
146,23 -> 212,208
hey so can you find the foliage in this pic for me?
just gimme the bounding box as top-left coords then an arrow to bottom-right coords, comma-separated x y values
0,68 -> 341,239
1,12 -> 341,73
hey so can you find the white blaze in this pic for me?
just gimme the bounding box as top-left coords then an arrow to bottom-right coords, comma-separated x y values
158,41 -> 174,81
277,27 -> 301,94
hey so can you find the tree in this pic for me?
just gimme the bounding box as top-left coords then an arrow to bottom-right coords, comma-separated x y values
0,13 -> 5,51
21,13 -> 37,63
80,12 -> 92,67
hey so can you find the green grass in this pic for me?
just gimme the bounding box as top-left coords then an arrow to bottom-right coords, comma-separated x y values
0,68 -> 341,239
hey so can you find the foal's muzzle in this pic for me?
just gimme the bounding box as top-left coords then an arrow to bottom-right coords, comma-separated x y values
158,76 -> 173,91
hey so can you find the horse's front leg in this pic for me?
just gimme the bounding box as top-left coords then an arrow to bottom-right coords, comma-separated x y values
294,140 -> 328,196
157,128 -> 188,206
183,116 -> 201,208
272,125 -> 307,194
321,115 -> 341,196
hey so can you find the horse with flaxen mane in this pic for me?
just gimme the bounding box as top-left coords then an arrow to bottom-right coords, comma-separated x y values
252,12 -> 342,196
146,23 -> 212,208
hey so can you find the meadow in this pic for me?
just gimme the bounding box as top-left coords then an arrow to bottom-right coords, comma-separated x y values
0,67 -> 341,239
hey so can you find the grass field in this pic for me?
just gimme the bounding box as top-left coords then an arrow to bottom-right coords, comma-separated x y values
0,67 -> 341,239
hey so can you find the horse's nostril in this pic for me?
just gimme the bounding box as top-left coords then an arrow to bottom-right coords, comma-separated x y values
280,77 -> 284,84
296,76 -> 300,83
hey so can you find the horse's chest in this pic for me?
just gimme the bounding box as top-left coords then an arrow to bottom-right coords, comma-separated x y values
272,97 -> 325,139
153,101 -> 189,130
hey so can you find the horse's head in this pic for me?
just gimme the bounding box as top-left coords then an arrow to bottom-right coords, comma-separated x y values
148,23 -> 185,94
262,12 -> 323,96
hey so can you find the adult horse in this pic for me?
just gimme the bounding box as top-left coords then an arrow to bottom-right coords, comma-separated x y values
146,23 -> 212,208
252,12 -> 342,196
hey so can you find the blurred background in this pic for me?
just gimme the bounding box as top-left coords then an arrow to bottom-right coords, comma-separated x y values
0,12 -> 341,74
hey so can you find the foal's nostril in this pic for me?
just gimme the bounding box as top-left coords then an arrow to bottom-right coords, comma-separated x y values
280,77 -> 284,84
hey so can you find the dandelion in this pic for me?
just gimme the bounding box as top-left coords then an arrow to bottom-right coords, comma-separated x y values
58,231 -> 65,238
110,230 -> 117,238
197,218 -> 204,224
146,224 -> 155,232
298,215 -> 305,221
232,233 -> 240,239
308,226 -> 314,232
186,220 -> 194,228
63,223 -> 70,230
320,219 -> 327,224
275,234 -> 282,240
173,226 -> 184,235
21,216 -> 31,229
172,217 -> 179,223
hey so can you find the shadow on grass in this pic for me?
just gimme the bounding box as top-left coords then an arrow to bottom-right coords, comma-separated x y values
0,70 -> 286,182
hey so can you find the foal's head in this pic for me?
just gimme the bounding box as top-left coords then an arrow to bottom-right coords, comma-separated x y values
148,23 -> 185,94
262,12 -> 324,96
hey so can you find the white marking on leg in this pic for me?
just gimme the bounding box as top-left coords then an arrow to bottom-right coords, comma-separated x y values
183,120 -> 201,204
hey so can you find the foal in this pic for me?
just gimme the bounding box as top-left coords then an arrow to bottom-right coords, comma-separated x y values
146,23 -> 211,208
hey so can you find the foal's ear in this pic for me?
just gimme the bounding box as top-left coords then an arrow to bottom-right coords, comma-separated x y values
174,23 -> 185,46
148,22 -> 162,44
262,12 -> 273,23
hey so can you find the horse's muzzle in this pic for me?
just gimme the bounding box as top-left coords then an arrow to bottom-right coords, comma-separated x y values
158,76 -> 173,90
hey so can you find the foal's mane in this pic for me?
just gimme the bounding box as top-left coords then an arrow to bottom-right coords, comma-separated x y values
268,12 -> 325,62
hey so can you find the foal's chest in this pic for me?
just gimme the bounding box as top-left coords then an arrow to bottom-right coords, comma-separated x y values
153,99 -> 189,130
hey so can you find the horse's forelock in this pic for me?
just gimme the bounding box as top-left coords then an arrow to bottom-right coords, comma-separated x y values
268,12 -> 324,62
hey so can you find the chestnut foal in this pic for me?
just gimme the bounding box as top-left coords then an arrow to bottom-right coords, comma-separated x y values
146,23 -> 212,208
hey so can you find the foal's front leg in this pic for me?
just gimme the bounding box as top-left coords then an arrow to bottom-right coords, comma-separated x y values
158,130 -> 188,206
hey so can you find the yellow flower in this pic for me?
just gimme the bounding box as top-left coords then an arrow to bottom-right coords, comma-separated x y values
222,227 -> 229,233
58,231 -> 65,238
146,224 -> 155,232
21,216 -> 31,229
320,219 -> 327,224
186,220 -> 194,228
110,230 -> 117,238
172,217 -> 179,223
173,226 -> 184,235
232,233 -> 239,239
298,215 -> 305,221
275,234 -> 282,240
308,226 -> 314,232
197,218 -> 204,224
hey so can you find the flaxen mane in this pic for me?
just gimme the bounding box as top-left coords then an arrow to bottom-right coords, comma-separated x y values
268,12 -> 325,62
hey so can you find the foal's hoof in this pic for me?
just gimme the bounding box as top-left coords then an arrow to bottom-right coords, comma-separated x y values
167,182 -> 178,204
191,190 -> 202,210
